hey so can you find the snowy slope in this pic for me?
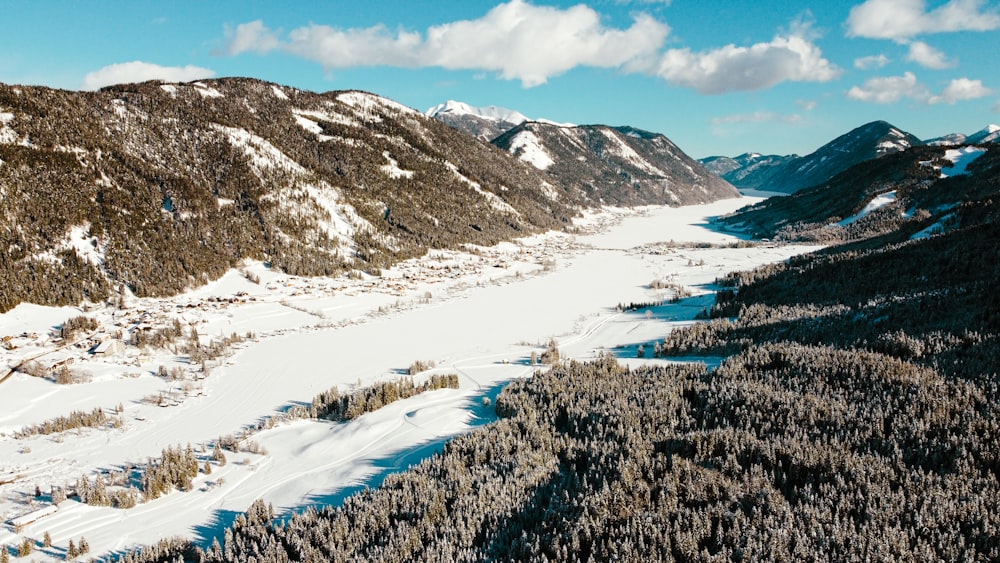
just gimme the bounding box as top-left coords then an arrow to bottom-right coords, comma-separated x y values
967,124 -> 1000,145
424,100 -> 530,141
425,100 -> 529,126
700,121 -> 921,193
425,100 -> 575,141
493,122 -> 738,206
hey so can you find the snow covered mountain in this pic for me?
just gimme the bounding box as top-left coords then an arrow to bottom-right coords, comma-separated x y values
720,142 -> 997,243
700,121 -> 922,193
425,100 -> 576,141
0,79 -> 740,312
426,100 -> 529,126
700,153 -> 799,192
493,122 -> 738,206
926,124 -> 1000,146
425,100 -> 530,141
0,79 -> 584,311
967,124 -> 1000,144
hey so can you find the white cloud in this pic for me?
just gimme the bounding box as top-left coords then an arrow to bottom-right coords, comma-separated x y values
796,99 -> 818,111
224,20 -> 281,55
928,77 -> 992,104
711,112 -> 803,125
81,61 -> 215,90
223,3 -> 837,93
847,71 -> 929,103
846,0 -> 1000,40
906,41 -> 954,68
224,1 -> 669,87
616,0 -> 672,4
847,72 -> 990,104
854,53 -> 890,69
637,31 -> 841,94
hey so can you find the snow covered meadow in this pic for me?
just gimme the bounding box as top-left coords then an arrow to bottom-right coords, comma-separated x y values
0,196 -> 820,559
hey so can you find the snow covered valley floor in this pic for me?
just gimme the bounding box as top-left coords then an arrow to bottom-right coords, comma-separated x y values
0,196 -> 821,560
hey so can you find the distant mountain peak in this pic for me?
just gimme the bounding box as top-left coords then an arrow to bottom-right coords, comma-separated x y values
425,100 -> 529,126
926,124 -> 1000,147
700,120 -> 921,193
968,124 -> 1000,144
424,100 -> 532,141
493,121 -> 738,206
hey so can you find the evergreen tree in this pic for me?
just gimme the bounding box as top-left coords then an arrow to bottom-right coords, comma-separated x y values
16,538 -> 31,558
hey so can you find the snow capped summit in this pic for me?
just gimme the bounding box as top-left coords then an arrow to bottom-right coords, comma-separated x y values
426,100 -> 574,141
925,133 -> 968,147
425,100 -> 532,141
925,124 -> 1000,146
700,120 -> 921,193
493,122 -> 737,206
425,100 -> 529,126
968,124 -> 1000,145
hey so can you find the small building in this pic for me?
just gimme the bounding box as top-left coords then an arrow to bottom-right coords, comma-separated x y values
92,339 -> 126,357
7,503 -> 58,530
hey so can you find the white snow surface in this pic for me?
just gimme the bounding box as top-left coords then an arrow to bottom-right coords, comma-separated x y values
293,113 -> 323,136
337,91 -> 417,118
425,100 -> 575,127
0,196 -> 823,559
926,133 -> 966,146
507,130 -> 554,170
967,124 -> 1000,144
193,82 -> 224,98
838,191 -> 897,226
941,146 -> 987,177
271,85 -> 289,100
213,124 -> 307,175
0,110 -> 16,144
65,224 -> 105,266
425,100 -> 529,125
380,151 -> 415,179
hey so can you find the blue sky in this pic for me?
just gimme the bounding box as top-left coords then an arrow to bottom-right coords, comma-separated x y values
1,0 -> 998,157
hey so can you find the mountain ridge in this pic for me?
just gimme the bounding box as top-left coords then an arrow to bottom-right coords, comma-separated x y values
0,78 -> 736,312
926,124 -> 1000,146
698,120 -> 922,193
717,142 -> 997,244
492,121 -> 738,206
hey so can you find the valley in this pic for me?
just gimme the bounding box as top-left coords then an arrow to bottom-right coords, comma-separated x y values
0,196 -> 821,559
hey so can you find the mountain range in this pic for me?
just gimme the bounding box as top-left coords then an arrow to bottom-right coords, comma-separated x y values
926,124 -> 1000,146
717,141 -> 998,244
699,122 -> 999,193
0,78 -> 735,312
699,121 -> 923,193
424,100 -> 736,206
424,100 -> 531,142
492,122 -> 735,206
425,100 -> 997,197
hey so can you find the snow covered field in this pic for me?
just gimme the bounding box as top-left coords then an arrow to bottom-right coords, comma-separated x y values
0,196 -> 820,559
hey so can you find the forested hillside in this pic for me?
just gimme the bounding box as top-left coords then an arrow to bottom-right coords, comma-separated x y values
0,79 -> 579,311
492,122 -> 737,206
719,144 -> 998,243
1,78 -> 736,313
700,120 -> 922,193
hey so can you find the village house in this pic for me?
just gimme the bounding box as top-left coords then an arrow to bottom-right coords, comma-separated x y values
92,339 -> 126,357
